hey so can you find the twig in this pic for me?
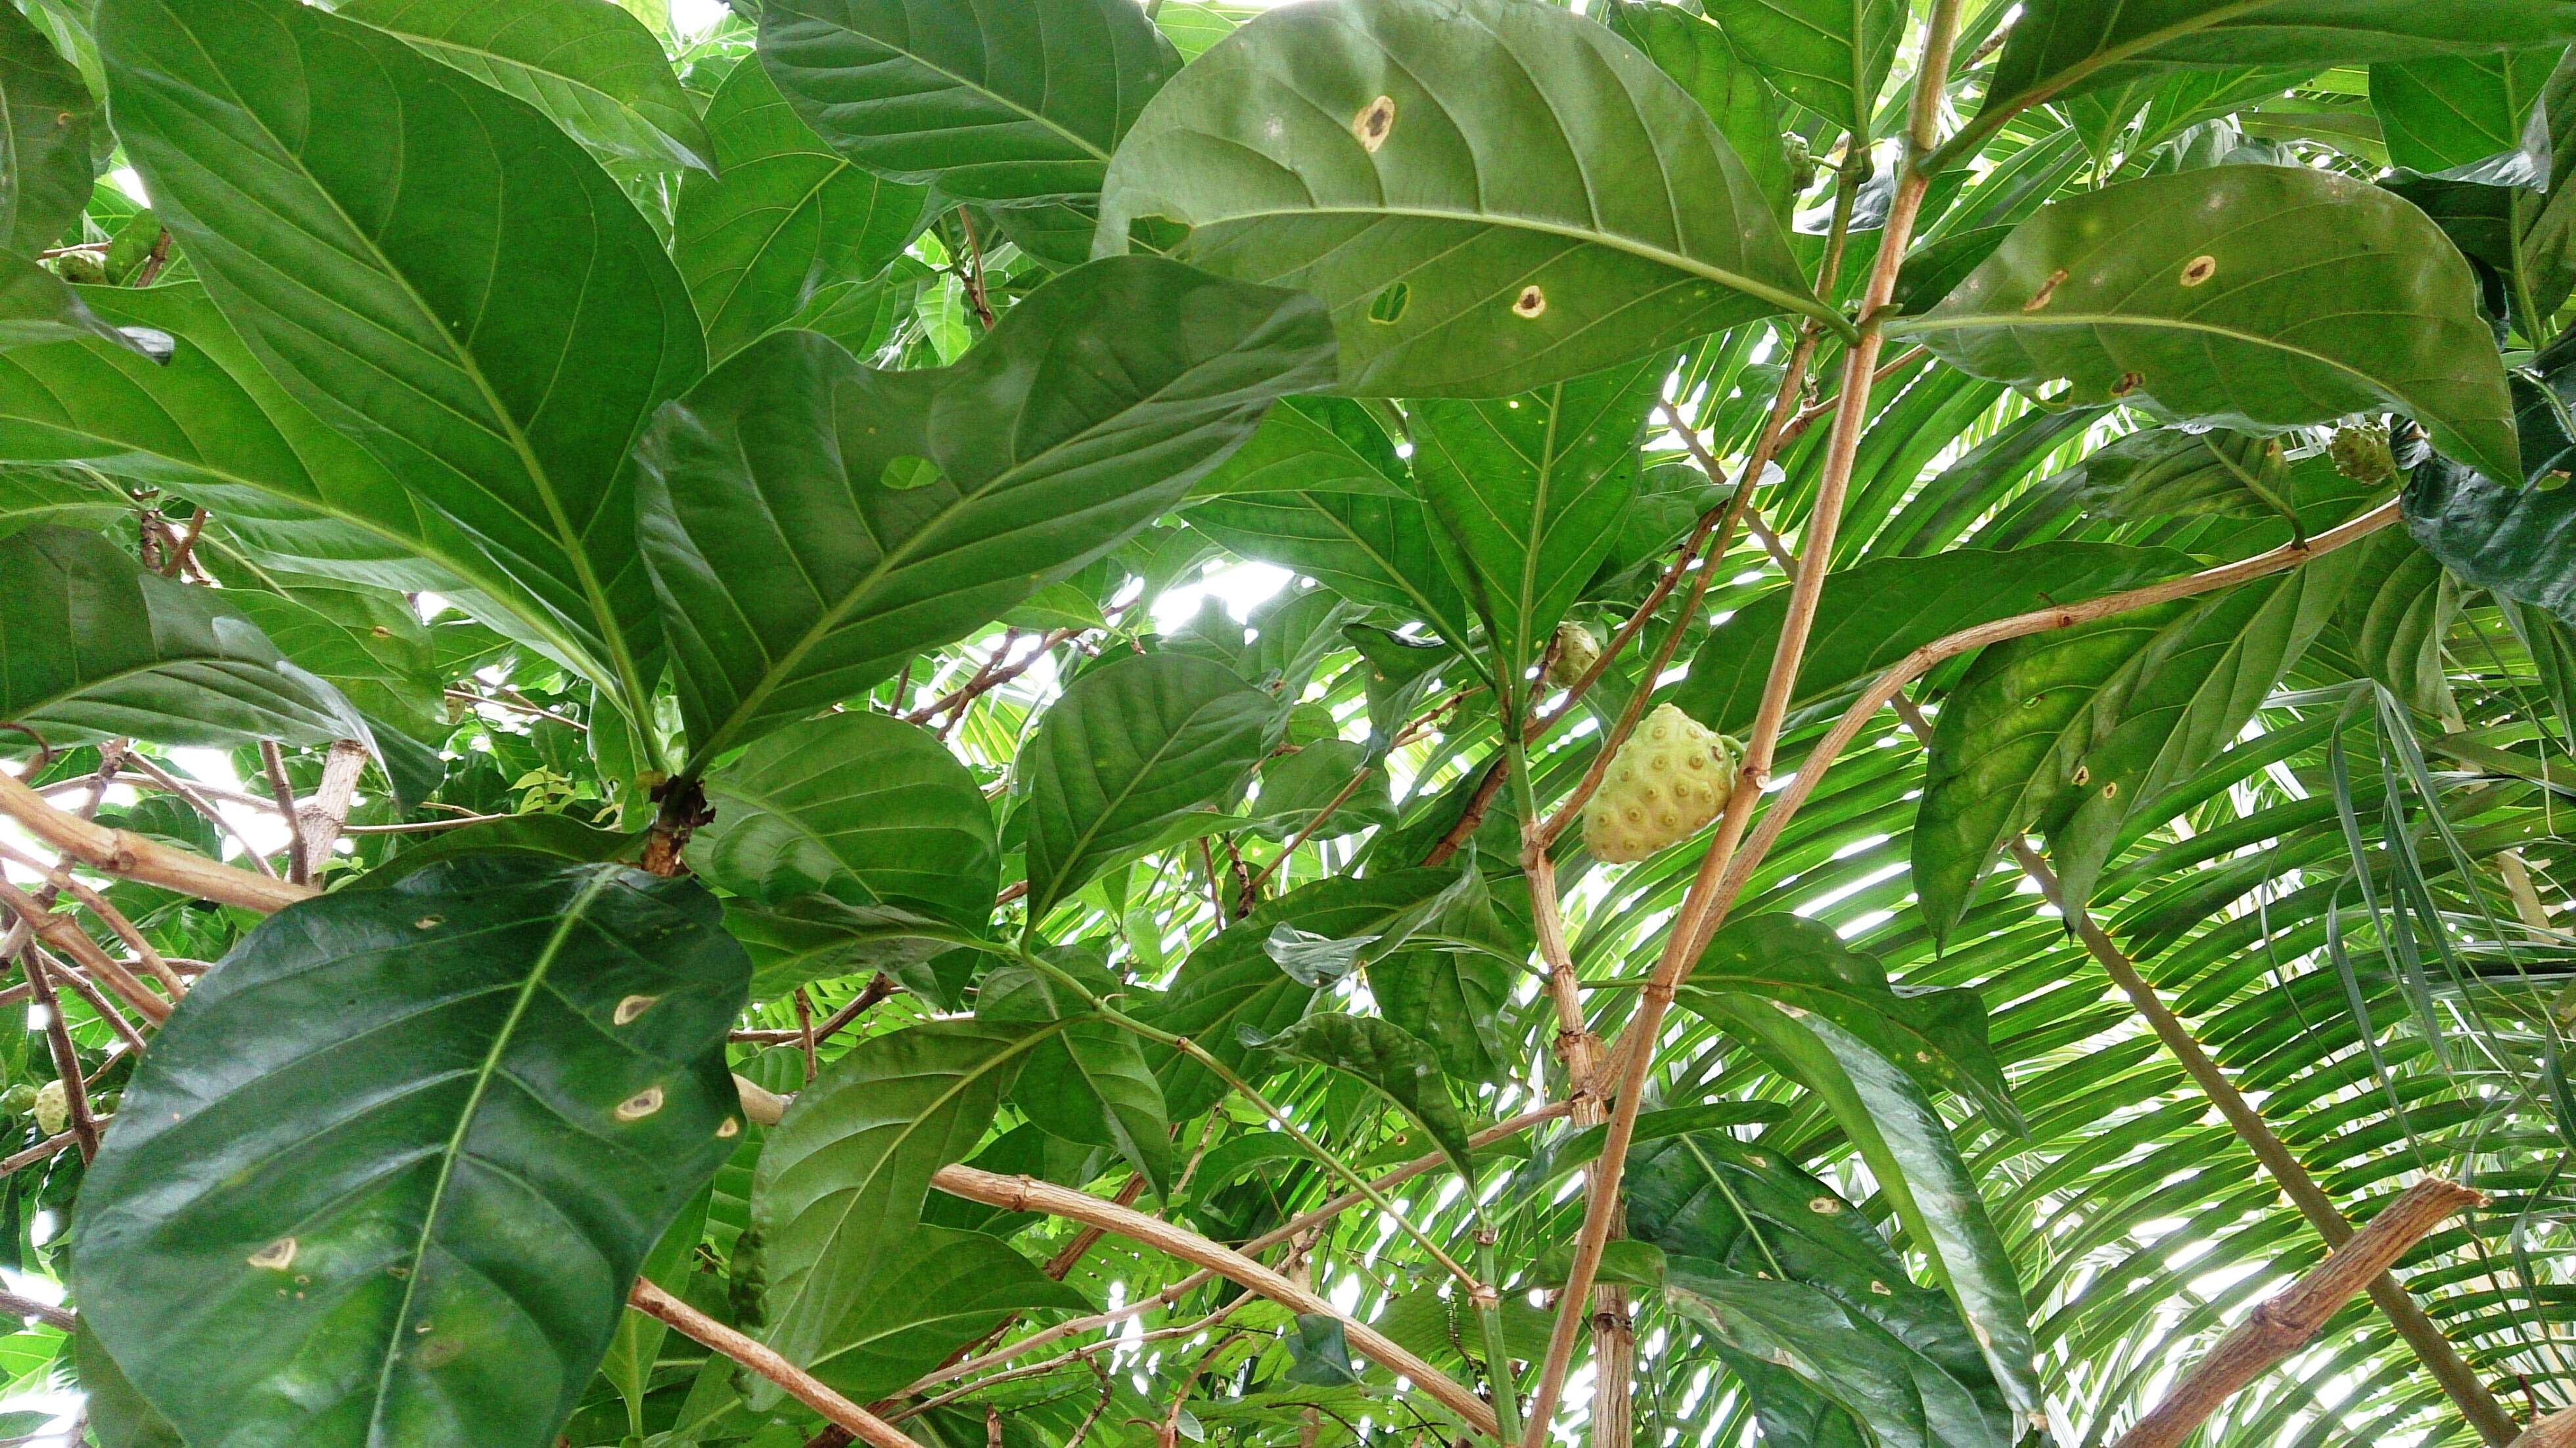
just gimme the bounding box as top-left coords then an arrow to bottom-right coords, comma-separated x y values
0,767 -> 313,913
25,944 -> 149,1056
2111,1179 -> 2484,1448
954,208 -> 997,331
18,948 -> 99,1160
258,741 -> 310,884
0,874 -> 171,1025
928,1164 -> 1502,1441
0,1130 -> 76,1176
627,1278 -> 929,1448
117,754 -> 282,880
444,688 -> 591,732
731,974 -> 899,1045
0,1288 -> 72,1332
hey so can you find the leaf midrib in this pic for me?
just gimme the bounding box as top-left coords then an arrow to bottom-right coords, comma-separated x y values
369,868 -> 617,1437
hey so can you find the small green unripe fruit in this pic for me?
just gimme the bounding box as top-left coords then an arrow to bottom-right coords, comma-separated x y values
2330,422 -> 2395,484
1582,704 -> 1741,864
1547,623 -> 1601,689
0,1084 -> 35,1118
34,1079 -> 68,1137
45,250 -> 105,286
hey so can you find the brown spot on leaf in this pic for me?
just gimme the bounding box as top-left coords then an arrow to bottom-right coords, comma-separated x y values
1353,95 -> 1396,152
2023,269 -> 2069,311
2111,371 -> 2144,397
1511,286 -> 1547,319
613,994 -> 658,1026
614,1086 -> 665,1122
2180,254 -> 2218,287
248,1238 -> 296,1271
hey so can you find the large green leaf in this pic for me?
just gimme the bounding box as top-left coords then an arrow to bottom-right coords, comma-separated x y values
0,254 -> 159,355
1249,1012 -> 1474,1179
980,959 -> 1176,1196
1680,914 -> 2020,1133
1675,542 -> 2196,734
1017,652 -> 1275,920
98,0 -> 704,719
339,0 -> 718,173
752,1018 -> 1054,1376
72,859 -> 750,1448
1698,0 -> 1898,137
0,525 -> 365,749
1094,0 -> 1829,397
1601,3 -> 1797,221
1187,397 -> 1479,652
697,711 -> 998,930
1895,165 -> 2522,484
2372,47 -> 2564,183
2403,454 -> 2576,625
1143,867 -> 1476,1118
758,0 -> 1180,204
0,468 -> 124,541
1969,1 -> 2576,136
674,59 -> 931,365
804,1225 -> 1086,1401
1661,1273 -> 2007,1448
1412,355 -> 1661,678
0,3 -> 94,254
635,256 -> 1333,769
1693,1001 -> 2044,1424
1914,549 -> 2363,937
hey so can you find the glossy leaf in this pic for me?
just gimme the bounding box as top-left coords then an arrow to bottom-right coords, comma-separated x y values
752,1018 -> 1054,1378
697,711 -> 999,929
1143,867 -> 1475,1118
635,256 -> 1333,768
1660,1273 -> 2006,1448
1017,652 -> 1275,920
1602,2 -> 1797,220
1971,1 -> 2576,133
1916,551 -> 2362,936
2404,454 -> 2576,625
804,1226 -> 1086,1400
674,59 -> 931,365
1412,355 -> 1662,677
2372,47 -> 2563,184
1249,1012 -> 1473,1179
72,859 -> 751,1448
0,524 -> 365,748
0,3 -> 94,254
0,254 -> 157,355
99,0 -> 704,713
758,0 -> 1180,203
724,894 -> 964,1002
1897,165 -> 2523,484
1699,0 -> 1898,137
982,961 -> 1178,1198
1676,542 -> 2195,733
1680,913 -> 2020,1132
1095,0 -> 1829,397
340,0 -> 718,173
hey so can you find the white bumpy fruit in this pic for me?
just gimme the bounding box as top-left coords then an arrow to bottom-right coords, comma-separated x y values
33,1079 -> 67,1137
1582,704 -> 1743,863
1546,622 -> 1601,689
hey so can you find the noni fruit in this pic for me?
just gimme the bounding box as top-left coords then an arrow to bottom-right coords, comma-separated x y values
2330,422 -> 2395,484
1582,704 -> 1742,863
33,1079 -> 67,1137
1547,622 -> 1602,688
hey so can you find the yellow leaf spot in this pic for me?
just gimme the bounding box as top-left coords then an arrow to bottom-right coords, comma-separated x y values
614,995 -> 658,1026
615,1087 -> 666,1122
1512,286 -> 1547,319
2180,254 -> 2218,286
1353,95 -> 1396,152
248,1238 -> 296,1271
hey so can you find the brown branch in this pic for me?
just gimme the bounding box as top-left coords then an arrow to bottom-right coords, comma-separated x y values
731,974 -> 900,1045
299,739 -> 371,869
19,949 -> 99,1160
2514,1407 -> 2576,1448
0,873 -> 170,1024
0,767 -> 312,913
258,742 -> 309,884
1247,760 -> 1375,895
626,1278 -> 929,1448
1420,752 -> 1511,869
25,944 -> 149,1058
0,1129 -> 76,1176
929,1164 -> 1503,1441
2111,1179 -> 2485,1448
0,1288 -> 73,1332
1521,10 -> 1969,1439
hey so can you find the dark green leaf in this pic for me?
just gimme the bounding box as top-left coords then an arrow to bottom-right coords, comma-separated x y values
99,0 -> 704,714
674,59 -> 931,364
1413,355 -> 1662,677
806,1226 -> 1086,1401
2372,47 -> 2563,184
1247,1012 -> 1473,1179
1680,914 -> 2020,1133
2403,453 -> 2576,625
724,894 -> 965,1002
1602,3 -> 1798,221
0,3 -> 91,255
0,254 -> 156,355
340,0 -> 719,173
1697,0 -> 1899,137
753,1019 -> 1056,1378
759,0 -> 1179,203
698,711 -> 998,930
77,1326 -> 184,1448
72,859 -> 750,1448
0,525 -> 365,748
1285,1315 -> 1362,1388
1897,166 -> 2522,484
635,256 -> 1333,767
0,467 -> 126,541
1096,0 -> 1829,397
1017,652 -> 1275,920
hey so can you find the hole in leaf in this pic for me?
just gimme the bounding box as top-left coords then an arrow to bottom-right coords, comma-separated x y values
614,1087 -> 666,1122
1368,282 -> 1410,325
881,455 -> 940,491
248,1238 -> 296,1271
